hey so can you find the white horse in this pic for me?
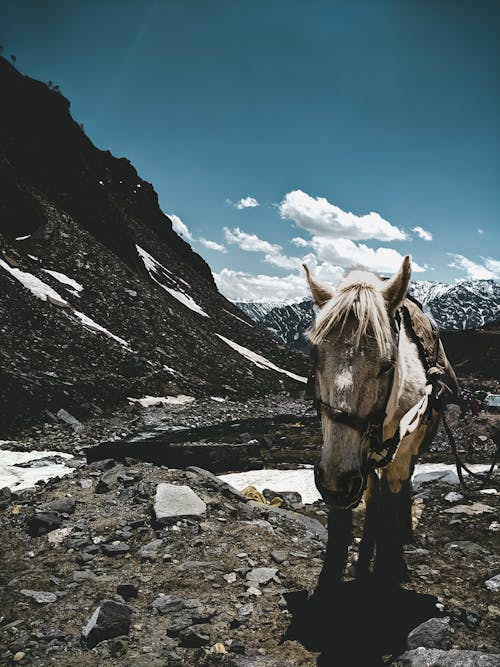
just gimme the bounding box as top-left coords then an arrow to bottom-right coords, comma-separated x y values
304,256 -> 457,582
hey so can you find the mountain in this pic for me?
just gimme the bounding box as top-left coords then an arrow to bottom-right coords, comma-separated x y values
238,280 -> 499,353
0,58 -> 307,429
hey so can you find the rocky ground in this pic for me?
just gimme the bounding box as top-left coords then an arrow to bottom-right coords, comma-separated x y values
0,396 -> 499,666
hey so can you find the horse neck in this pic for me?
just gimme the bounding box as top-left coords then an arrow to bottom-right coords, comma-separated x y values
384,319 -> 427,433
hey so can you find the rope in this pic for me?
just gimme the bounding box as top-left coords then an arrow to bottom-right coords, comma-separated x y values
442,409 -> 499,494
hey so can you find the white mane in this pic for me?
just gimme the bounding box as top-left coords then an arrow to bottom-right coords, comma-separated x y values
307,270 -> 394,355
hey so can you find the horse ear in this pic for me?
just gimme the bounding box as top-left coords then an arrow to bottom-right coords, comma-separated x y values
303,263 -> 333,308
382,255 -> 411,315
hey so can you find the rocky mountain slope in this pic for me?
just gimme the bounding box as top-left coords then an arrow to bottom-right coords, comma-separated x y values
238,280 -> 500,354
0,57 -> 307,431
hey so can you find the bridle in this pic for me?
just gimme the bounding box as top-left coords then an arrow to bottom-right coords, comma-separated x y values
310,309 -> 403,472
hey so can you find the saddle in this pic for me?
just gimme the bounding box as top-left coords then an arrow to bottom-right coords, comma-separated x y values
401,296 -> 459,408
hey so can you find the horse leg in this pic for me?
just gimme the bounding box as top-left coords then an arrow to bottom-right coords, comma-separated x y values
355,471 -> 379,579
316,508 -> 353,589
373,472 -> 409,583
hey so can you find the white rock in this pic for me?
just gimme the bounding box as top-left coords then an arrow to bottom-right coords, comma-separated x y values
485,574 -> 500,592
246,567 -> 278,585
444,502 -> 494,515
488,521 -> 500,532
154,483 -> 206,524
444,492 -> 463,503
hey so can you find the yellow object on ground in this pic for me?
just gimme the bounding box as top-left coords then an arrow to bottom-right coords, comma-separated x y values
242,485 -> 283,506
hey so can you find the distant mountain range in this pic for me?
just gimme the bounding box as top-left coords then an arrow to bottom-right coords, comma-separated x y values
237,280 -> 500,352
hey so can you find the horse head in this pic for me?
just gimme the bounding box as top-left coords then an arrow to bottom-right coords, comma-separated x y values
305,256 -> 411,509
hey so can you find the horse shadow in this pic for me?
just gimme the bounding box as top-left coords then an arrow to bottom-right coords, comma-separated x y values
284,577 -> 439,666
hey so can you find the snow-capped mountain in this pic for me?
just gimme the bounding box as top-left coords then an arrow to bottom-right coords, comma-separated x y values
238,280 -> 499,351
0,57 -> 307,429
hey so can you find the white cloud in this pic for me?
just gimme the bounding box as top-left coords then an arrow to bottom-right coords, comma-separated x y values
224,227 -> 281,254
279,190 -> 406,242
412,226 -> 433,241
199,238 -> 227,253
263,253 -> 302,270
448,254 -> 497,280
214,268 -> 308,302
235,196 -> 260,209
482,257 -> 500,275
478,228 -> 485,235
311,237 -> 424,273
291,237 -> 310,247
169,214 -> 193,241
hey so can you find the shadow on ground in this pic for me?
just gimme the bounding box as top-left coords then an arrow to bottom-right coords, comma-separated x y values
284,578 -> 439,666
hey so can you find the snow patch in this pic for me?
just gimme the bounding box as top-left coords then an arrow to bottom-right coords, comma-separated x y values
0,259 -> 69,304
215,334 -> 307,383
127,395 -> 195,407
0,449 -> 75,491
73,311 -> 129,347
42,269 -> 84,293
136,244 -> 208,317
16,235 -> 31,241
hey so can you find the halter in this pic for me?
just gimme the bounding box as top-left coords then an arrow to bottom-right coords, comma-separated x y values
310,309 -> 402,471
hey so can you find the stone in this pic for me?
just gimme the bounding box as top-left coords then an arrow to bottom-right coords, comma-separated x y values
102,542 -> 130,556
39,497 -> 76,513
186,466 -> 247,502
413,470 -> 459,488
271,550 -> 288,564
178,626 -> 210,647
47,527 -> 72,544
151,595 -> 185,614
445,541 -> 487,557
407,617 -> 451,650
444,503 -> 494,515
489,521 -> 500,532
82,600 -> 132,648
138,539 -> 163,561
154,483 -> 206,523
394,648 -> 500,666
224,572 -> 237,584
444,492 -> 463,503
27,510 -> 63,536
175,560 -> 213,572
485,574 -> 500,592
246,568 -> 278,585
20,589 -> 57,604
56,408 -> 84,432
116,584 -> 138,601
238,603 -> 254,617
95,465 -> 128,493
13,652 -> 26,662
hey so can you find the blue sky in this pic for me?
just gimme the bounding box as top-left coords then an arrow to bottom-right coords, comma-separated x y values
2,0 -> 499,300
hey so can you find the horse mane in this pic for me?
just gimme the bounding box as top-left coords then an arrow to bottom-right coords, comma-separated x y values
307,270 -> 394,354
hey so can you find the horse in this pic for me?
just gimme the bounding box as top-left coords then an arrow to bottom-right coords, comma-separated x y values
304,255 -> 458,584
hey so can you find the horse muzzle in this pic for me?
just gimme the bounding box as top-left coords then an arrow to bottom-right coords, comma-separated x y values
314,463 -> 366,510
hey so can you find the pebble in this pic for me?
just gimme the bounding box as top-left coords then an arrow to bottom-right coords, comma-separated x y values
20,589 -> 57,604
246,567 -> 278,585
485,574 -> 500,592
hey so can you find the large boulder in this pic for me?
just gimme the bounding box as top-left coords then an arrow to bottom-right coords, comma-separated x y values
153,483 -> 206,524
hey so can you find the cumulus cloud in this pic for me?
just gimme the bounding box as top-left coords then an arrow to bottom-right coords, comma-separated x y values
263,253 -> 302,270
223,227 -> 281,254
291,237 -> 310,247
199,238 -> 227,253
214,268 -> 308,302
279,190 -> 406,242
448,254 -> 498,280
412,226 -> 433,241
234,196 -> 260,209
169,214 -> 193,241
311,237 -> 424,273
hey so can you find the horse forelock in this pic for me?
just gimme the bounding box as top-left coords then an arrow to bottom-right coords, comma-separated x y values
307,270 -> 394,355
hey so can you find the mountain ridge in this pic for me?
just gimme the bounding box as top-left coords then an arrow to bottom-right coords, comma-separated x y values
0,57 -> 307,429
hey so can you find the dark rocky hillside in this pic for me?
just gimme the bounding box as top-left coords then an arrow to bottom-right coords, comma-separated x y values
0,57 -> 307,430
